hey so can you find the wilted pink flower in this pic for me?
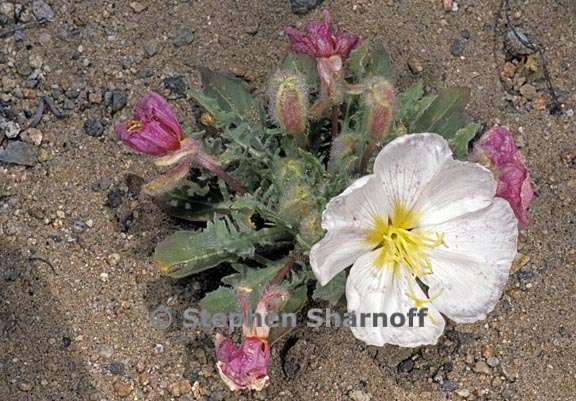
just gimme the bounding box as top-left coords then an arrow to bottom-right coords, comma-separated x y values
285,10 -> 360,60
215,287 -> 287,392
471,126 -> 534,228
115,92 -> 182,156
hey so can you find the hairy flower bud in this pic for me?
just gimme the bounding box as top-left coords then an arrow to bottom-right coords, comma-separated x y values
363,78 -> 395,142
327,132 -> 361,174
276,183 -> 316,225
269,71 -> 308,147
275,158 -> 307,187
470,126 -> 534,228
299,212 -> 324,244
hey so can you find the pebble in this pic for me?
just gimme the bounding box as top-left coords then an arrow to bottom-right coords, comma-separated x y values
18,382 -> 33,392
96,344 -> 114,358
1,119 -> 21,139
105,190 -> 124,208
450,39 -> 464,57
129,2 -> 147,13
0,141 -> 38,166
407,56 -> 424,75
105,90 -> 128,114
143,41 -> 159,58
504,28 -> 535,57
113,381 -> 133,397
84,118 -> 104,137
169,380 -> 192,397
173,30 -> 194,47
20,128 -> 43,146
473,361 -> 492,375
456,389 -> 471,398
107,253 -> 121,266
487,356 -> 500,367
481,344 -> 494,358
0,3 -> 15,19
350,390 -> 371,401
154,344 -> 164,353
164,76 -> 187,99
108,362 -> 125,375
519,84 -> 538,100
460,29 -> 471,40
88,91 -> 102,104
290,0 -> 322,15
441,380 -> 455,392
72,220 -> 88,234
31,0 -> 55,20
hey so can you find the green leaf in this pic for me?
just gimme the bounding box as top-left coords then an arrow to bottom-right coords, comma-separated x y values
312,270 -> 346,305
154,215 -> 290,279
281,53 -> 319,91
281,284 -> 308,314
220,259 -> 286,289
399,81 -> 425,123
346,42 -> 369,80
199,68 -> 264,128
200,287 -> 237,315
369,45 -> 394,81
409,88 -> 470,138
449,122 -> 481,160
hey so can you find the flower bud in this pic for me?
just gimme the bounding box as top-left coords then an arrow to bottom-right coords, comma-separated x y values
363,78 -> 395,142
327,132 -> 361,174
115,92 -> 182,156
269,71 -> 308,147
470,126 -> 533,228
299,212 -> 324,244
275,158 -> 307,188
276,183 -> 316,225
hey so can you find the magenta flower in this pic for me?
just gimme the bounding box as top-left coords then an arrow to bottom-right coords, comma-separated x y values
285,10 -> 360,60
471,126 -> 534,228
115,92 -> 182,157
215,287 -> 287,392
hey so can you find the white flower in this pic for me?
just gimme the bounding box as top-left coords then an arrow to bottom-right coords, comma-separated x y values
310,133 -> 518,347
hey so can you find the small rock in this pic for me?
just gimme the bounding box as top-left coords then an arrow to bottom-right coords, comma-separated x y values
164,76 -> 187,99
501,62 -> 517,79
20,128 -> 43,146
72,220 -> 88,234
407,56 -> 424,75
486,356 -> 500,367
18,382 -> 33,392
0,3 -> 15,20
143,41 -> 159,58
441,380 -> 455,392
450,39 -> 464,57
31,0 -> 55,20
282,338 -> 315,380
290,0 -> 323,15
473,361 -> 492,375
504,28 -> 535,57
129,2 -> 147,13
0,119 -> 21,139
62,336 -> 72,348
113,381 -> 133,397
532,96 -> 548,111
397,357 -> 414,373
88,91 -> 102,104
455,389 -> 471,398
0,141 -> 37,166
29,54 -> 43,69
481,344 -> 494,358
154,344 -> 164,353
350,390 -> 371,401
84,119 -> 104,137
96,344 -> 114,358
173,29 -> 194,48
105,190 -> 124,208
105,90 -> 128,114
519,84 -> 538,100
108,362 -> 125,375
108,253 -> 121,266
169,380 -> 192,397
460,29 -> 471,40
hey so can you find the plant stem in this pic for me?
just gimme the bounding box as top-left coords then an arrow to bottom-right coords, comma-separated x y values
197,151 -> 247,194
270,254 -> 300,286
359,141 -> 375,174
330,105 -> 339,139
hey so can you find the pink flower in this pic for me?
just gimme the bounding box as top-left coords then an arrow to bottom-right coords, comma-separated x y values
215,287 -> 287,392
115,92 -> 182,157
471,126 -> 534,228
285,10 -> 360,60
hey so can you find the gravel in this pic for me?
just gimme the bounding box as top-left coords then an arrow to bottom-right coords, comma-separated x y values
84,118 -> 104,137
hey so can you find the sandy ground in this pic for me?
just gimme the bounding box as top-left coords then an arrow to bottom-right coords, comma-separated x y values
1,0 -> 575,400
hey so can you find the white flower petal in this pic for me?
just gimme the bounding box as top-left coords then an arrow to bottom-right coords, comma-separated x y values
413,160 -> 497,226
346,251 -> 445,347
421,199 -> 518,323
373,133 -> 452,209
321,175 -> 390,231
310,229 -> 372,286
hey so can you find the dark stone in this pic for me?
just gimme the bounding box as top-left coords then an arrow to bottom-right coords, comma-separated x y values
62,336 -> 72,348
105,190 -> 124,209
72,220 -> 88,234
460,29 -> 471,40
164,76 -> 187,99
31,0 -> 55,21
518,270 -> 534,282
449,40 -> 464,57
105,90 -> 128,114
119,212 -> 134,233
290,0 -> 323,15
441,380 -> 455,392
0,141 -> 38,166
84,119 -> 104,137
397,357 -> 414,373
281,337 -> 315,380
125,174 -> 144,197
108,362 -> 125,375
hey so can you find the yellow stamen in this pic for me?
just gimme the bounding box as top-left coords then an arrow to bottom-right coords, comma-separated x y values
365,201 -> 445,277
125,119 -> 144,134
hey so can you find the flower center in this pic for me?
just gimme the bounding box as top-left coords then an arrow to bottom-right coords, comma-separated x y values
125,119 -> 144,134
365,202 -> 444,277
